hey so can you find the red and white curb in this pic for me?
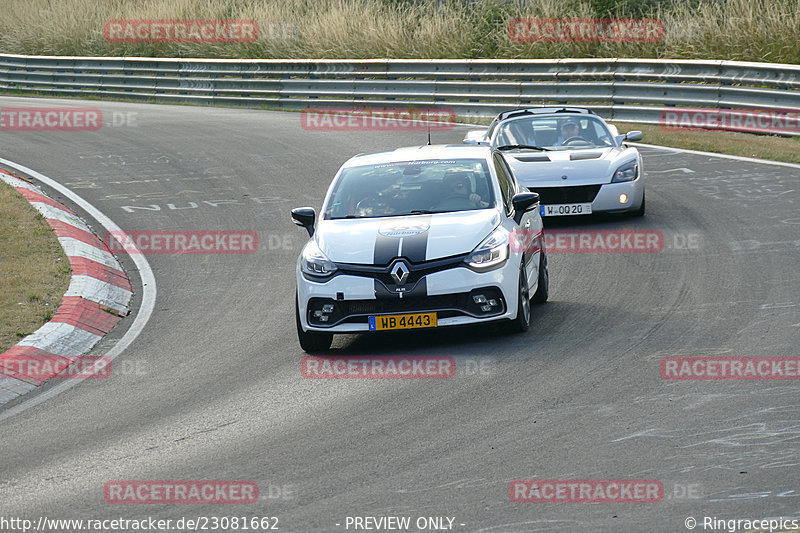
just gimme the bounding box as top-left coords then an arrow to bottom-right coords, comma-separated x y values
0,170 -> 132,404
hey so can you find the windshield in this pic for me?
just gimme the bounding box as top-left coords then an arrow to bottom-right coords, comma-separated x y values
324,158 -> 495,219
493,115 -> 615,150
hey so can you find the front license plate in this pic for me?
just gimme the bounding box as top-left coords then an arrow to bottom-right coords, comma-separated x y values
368,312 -> 437,331
540,203 -> 592,216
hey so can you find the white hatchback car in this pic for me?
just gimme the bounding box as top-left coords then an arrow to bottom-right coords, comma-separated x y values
291,145 -> 549,352
464,107 -> 646,217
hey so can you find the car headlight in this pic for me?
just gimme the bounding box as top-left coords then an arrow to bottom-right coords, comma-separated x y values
611,160 -> 639,183
465,227 -> 509,272
301,240 -> 337,277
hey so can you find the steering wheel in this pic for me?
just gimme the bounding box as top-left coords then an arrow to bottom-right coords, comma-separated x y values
563,136 -> 591,145
355,197 -> 392,216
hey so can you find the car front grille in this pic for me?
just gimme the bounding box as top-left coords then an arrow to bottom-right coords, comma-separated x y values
527,185 -> 602,204
307,287 -> 506,327
342,294 -> 462,315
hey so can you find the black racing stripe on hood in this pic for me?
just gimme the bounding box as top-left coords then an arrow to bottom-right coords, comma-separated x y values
374,232 -> 401,265
400,215 -> 431,263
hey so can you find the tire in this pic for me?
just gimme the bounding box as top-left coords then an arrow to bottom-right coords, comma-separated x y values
506,264 -> 531,333
531,251 -> 549,304
631,191 -> 646,217
295,293 -> 333,353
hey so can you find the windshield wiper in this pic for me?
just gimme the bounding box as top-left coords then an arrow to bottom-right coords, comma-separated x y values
496,144 -> 551,152
407,210 -> 434,215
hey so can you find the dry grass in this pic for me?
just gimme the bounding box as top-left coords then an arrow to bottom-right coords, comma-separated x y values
0,0 -> 798,63
612,121 -> 800,164
0,179 -> 71,353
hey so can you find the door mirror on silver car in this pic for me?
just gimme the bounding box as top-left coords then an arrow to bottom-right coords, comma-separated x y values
512,192 -> 540,225
624,131 -> 643,142
291,207 -> 316,237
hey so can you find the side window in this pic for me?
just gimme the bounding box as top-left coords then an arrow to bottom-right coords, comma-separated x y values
493,153 -> 514,214
500,155 -> 521,194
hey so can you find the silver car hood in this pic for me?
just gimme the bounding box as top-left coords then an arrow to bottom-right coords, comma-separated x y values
504,147 -> 638,187
316,210 -> 500,265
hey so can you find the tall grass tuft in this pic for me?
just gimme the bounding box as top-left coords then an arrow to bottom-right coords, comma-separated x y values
0,0 -> 797,63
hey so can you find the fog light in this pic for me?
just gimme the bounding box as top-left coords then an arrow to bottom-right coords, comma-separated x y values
319,315 -> 329,322
322,304 -> 334,313
488,299 -> 497,306
619,193 -> 628,204
481,305 -> 492,312
313,310 -> 323,317
473,295 -> 487,304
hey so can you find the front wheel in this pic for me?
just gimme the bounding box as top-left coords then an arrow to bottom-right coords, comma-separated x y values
295,293 -> 333,353
631,191 -> 646,217
531,251 -> 549,304
506,264 -> 531,333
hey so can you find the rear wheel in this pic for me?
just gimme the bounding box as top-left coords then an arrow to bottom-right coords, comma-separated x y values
295,293 -> 333,353
531,251 -> 549,304
506,264 -> 531,333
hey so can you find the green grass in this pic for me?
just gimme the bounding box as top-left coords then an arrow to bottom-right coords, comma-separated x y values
1,0 -> 798,63
0,178 -> 71,353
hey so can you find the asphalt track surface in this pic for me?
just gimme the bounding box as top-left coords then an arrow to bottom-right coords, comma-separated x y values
1,96 -> 798,533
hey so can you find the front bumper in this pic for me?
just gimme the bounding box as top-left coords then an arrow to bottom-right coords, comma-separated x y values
296,261 -> 521,333
528,179 -> 644,214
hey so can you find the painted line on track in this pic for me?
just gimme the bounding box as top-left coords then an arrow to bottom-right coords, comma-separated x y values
629,142 -> 800,170
0,158 -> 156,422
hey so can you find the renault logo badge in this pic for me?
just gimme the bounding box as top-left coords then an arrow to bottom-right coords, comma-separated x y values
390,261 -> 410,285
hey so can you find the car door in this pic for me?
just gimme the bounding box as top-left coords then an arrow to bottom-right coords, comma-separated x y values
493,152 -> 541,284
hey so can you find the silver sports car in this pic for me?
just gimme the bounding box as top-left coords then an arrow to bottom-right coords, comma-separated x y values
464,107 -> 645,217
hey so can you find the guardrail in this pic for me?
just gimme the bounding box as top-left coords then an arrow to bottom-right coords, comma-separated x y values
2,53 -> 799,134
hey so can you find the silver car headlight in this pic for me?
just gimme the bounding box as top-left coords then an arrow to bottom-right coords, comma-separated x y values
611,160 -> 639,183
465,227 -> 509,272
301,240 -> 337,277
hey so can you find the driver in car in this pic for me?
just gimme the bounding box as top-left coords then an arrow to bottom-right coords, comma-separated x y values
555,120 -> 581,146
444,172 -> 488,208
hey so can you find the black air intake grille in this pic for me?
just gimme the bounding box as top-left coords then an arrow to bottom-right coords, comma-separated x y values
527,185 -> 601,204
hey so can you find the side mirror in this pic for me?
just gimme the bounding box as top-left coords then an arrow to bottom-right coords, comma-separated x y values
291,207 -> 316,237
624,131 -> 643,143
512,192 -> 540,225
